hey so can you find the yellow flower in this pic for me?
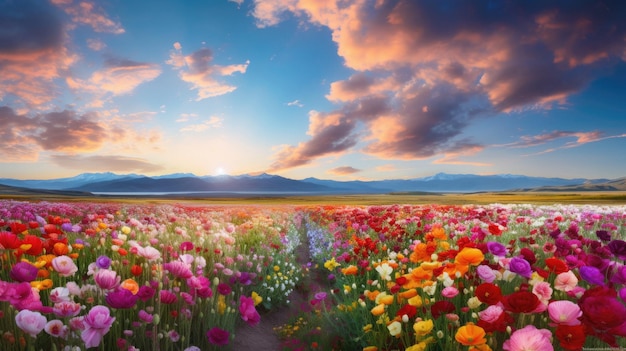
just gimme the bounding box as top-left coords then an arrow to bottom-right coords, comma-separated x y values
408,295 -> 423,307
324,257 -> 341,271
217,295 -> 226,315
273,265 -> 280,272
371,303 -> 386,316
363,347 -> 378,351
406,338 -> 434,351
363,324 -> 373,333
413,319 -> 434,336
251,291 -> 263,306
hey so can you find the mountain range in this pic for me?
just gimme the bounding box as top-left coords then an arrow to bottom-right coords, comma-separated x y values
0,172 -> 622,195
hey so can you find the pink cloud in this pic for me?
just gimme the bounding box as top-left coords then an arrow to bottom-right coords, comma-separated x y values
329,166 -> 361,175
167,43 -> 249,100
504,130 -> 626,156
50,154 -> 163,173
55,1 -> 125,34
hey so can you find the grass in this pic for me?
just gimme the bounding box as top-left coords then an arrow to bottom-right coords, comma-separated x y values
1,191 -> 626,205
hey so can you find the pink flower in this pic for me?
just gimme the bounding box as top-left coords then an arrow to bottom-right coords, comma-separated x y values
53,301 -> 82,318
503,325 -> 553,351
15,309 -> 47,337
163,260 -> 193,279
532,282 -> 553,304
94,269 -> 121,290
52,255 -> 78,277
81,305 -> 116,348
49,287 -> 71,303
442,286 -> 459,298
548,300 -> 582,326
239,296 -> 260,326
478,305 -> 504,323
45,319 -> 69,338
554,271 -> 578,292
160,290 -> 177,304
138,309 -> 154,323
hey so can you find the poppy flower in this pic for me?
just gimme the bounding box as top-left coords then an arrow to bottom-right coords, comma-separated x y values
0,232 -> 21,249
454,247 -> 484,266
503,325 -> 553,351
555,324 -> 586,351
455,323 -> 486,346
431,300 -> 455,319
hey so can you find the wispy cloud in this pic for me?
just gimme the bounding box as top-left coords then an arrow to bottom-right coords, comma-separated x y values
167,42 -> 249,100
250,0 -> 626,171
50,154 -> 163,173
329,166 -> 361,175
53,0 -> 125,34
86,38 -> 106,51
503,130 -> 626,156
179,116 -> 223,132
286,100 -> 304,107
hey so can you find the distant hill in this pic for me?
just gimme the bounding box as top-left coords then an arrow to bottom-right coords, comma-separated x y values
0,172 -> 619,195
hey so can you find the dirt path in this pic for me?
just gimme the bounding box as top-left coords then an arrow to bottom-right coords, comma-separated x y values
232,234 -> 321,350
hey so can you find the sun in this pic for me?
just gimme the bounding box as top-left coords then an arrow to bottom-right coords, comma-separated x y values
215,167 -> 226,176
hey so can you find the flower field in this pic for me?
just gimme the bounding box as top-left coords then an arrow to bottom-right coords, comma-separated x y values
0,200 -> 625,350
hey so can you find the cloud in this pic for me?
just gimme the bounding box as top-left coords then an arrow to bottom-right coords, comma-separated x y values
179,116 -> 223,132
503,130 -> 626,155
0,106 -> 40,161
87,38 -> 106,51
329,166 -> 361,175
0,1 -> 77,107
167,43 -> 249,100
376,164 -> 396,172
286,100 -> 304,107
54,0 -> 124,34
250,1 -> 626,170
432,144 -> 491,166
50,154 -> 164,173
66,57 -> 161,98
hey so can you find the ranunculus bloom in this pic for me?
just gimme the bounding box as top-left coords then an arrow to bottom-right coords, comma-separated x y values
503,325 -> 553,351
580,265 -> 605,286
608,239 -> 626,260
10,262 -> 39,282
387,320 -> 402,336
548,300 -> 581,326
431,300 -> 456,319
454,247 -> 484,266
413,319 -> 434,336
82,305 -> 115,348
442,286 -> 459,298
44,319 -> 68,338
105,288 -> 138,309
545,257 -> 569,274
163,260 -> 193,279
579,291 -> 626,331
207,327 -> 229,346
509,256 -> 532,279
239,296 -> 260,326
95,255 -> 111,269
396,304 -> 417,319
51,255 -> 78,277
503,291 -> 541,314
476,265 -> 497,283
553,271 -> 578,292
455,323 -> 486,346
94,269 -> 121,290
555,324 -> 586,351
53,301 -> 82,318
15,309 -> 47,337
217,283 -> 232,296
487,241 -> 507,257
475,283 -> 502,305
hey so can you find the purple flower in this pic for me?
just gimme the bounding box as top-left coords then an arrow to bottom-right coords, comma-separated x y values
487,242 -> 507,257
95,255 -> 112,269
10,262 -> 39,282
509,256 -> 532,279
608,240 -> 626,260
105,288 -> 138,309
580,266 -> 605,286
596,230 -> 611,242
207,327 -> 229,346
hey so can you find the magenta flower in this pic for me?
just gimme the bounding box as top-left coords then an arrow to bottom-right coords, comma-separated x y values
106,288 -> 138,309
580,265 -> 605,286
207,327 -> 229,346
53,301 -> 82,318
10,262 -> 39,282
95,255 -> 112,269
163,260 -> 193,279
548,300 -> 581,326
138,309 -> 154,323
15,309 -> 47,337
136,285 -> 156,301
160,290 -> 177,304
503,325 -> 553,351
608,239 -> 626,260
442,286 -> 459,298
239,296 -> 260,326
217,283 -> 232,295
487,241 -> 507,257
81,305 -> 115,348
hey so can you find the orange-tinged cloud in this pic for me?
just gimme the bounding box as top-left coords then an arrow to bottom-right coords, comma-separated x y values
329,166 -> 361,175
167,43 -> 249,100
252,0 -> 626,171
55,0 -> 125,34
50,154 -> 163,173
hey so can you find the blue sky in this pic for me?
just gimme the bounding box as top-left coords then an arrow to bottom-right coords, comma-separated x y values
1,0 -> 625,181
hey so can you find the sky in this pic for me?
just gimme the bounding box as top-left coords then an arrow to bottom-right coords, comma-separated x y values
1,0 -> 626,181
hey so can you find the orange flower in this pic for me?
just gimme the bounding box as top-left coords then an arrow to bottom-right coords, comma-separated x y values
371,303 -> 386,316
120,278 -> 139,295
341,265 -> 358,275
455,323 -> 487,346
399,288 -> 418,299
52,242 -> 69,256
454,247 -> 484,266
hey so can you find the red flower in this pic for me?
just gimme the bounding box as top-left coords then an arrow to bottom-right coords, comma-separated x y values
555,324 -> 586,351
475,283 -> 502,305
545,257 -> 569,274
396,304 -> 417,319
519,247 -> 537,265
431,300 -> 455,319
0,232 -> 21,249
503,291 -> 540,314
